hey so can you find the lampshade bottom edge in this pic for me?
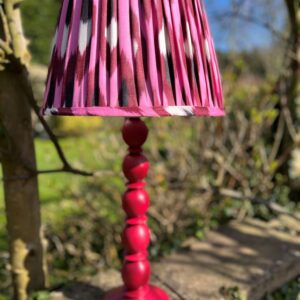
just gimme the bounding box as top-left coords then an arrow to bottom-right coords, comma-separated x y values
41,106 -> 225,117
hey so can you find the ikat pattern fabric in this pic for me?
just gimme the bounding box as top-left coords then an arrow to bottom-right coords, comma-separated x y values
42,0 -> 224,117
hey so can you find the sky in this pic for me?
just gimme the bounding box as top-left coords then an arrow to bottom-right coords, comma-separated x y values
204,0 -> 286,51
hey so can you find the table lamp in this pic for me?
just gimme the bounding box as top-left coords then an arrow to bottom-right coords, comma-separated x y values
41,1 -> 224,299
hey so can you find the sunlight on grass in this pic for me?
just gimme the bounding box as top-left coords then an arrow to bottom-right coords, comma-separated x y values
0,120 -> 124,251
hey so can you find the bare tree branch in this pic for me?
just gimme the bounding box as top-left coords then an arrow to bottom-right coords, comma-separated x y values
171,184 -> 300,223
20,70 -> 94,177
217,188 -> 300,222
214,10 -> 288,42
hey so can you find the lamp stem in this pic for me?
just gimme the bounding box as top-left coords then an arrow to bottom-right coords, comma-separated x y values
121,117 -> 151,297
104,117 -> 168,299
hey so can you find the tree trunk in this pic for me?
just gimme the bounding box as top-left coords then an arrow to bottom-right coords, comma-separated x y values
284,0 -> 299,118
0,0 -> 47,298
283,0 -> 300,198
0,67 -> 47,300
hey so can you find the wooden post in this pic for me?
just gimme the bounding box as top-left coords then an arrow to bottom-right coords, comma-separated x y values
0,1 -> 47,299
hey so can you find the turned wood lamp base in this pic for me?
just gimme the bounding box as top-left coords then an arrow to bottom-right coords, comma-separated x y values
103,118 -> 169,300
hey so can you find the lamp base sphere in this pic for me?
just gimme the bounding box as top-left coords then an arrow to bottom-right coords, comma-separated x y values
103,285 -> 169,300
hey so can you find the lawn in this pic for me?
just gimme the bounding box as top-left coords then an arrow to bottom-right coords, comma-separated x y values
0,117 -> 126,294
1,117 -> 121,229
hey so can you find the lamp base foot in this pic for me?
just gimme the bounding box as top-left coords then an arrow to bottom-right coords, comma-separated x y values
103,285 -> 169,300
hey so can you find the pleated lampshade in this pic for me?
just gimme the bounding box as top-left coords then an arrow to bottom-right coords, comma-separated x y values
41,0 -> 224,117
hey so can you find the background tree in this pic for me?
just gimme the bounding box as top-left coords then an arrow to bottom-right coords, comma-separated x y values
21,0 -> 59,64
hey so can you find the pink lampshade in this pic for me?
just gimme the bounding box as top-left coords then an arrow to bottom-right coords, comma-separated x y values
41,0 -> 224,117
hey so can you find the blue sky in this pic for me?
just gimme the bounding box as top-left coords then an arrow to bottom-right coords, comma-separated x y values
204,0 -> 286,51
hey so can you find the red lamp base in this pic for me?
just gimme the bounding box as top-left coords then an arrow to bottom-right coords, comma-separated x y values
103,285 -> 169,300
103,118 -> 170,300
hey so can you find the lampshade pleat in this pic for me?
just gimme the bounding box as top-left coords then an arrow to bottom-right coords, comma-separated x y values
42,0 -> 224,117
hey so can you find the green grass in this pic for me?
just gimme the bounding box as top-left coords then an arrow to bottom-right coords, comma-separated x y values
0,121 -> 125,295
0,118 -> 121,228
0,130 -> 127,300
0,133 -> 115,232
36,136 -> 106,224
